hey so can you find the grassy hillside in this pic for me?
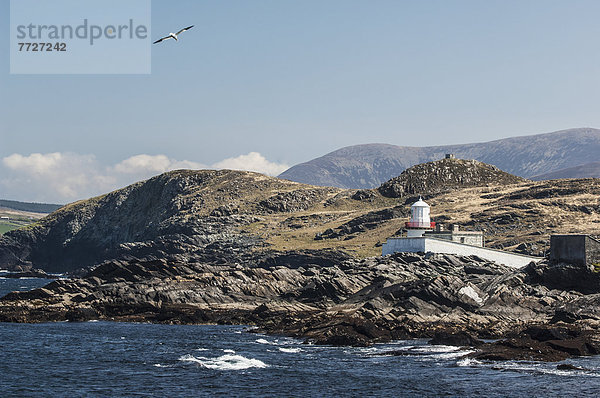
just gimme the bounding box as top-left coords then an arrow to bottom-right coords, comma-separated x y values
0,208 -> 49,235
1,163 -> 600,272
0,223 -> 19,235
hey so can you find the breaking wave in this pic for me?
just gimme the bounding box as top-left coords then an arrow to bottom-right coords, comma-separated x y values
255,338 -> 278,345
278,347 -> 303,353
179,354 -> 269,370
456,357 -> 483,367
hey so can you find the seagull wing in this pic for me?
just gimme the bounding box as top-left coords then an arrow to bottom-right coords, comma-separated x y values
153,35 -> 172,44
176,25 -> 194,35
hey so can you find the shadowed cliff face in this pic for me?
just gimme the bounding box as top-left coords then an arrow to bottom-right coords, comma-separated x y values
0,170 -> 341,273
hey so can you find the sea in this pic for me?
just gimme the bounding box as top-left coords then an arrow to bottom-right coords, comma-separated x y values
1,277 -> 600,397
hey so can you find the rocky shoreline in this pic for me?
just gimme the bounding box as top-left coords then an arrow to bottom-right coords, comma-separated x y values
0,269 -> 57,279
3,251 -> 600,362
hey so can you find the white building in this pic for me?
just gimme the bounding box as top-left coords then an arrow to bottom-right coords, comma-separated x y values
382,197 -> 542,269
405,197 -> 434,237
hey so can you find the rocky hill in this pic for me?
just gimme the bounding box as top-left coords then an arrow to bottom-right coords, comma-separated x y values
278,128 -> 600,188
1,166 -> 600,274
0,170 -> 347,273
377,158 -> 526,198
532,161 -> 600,180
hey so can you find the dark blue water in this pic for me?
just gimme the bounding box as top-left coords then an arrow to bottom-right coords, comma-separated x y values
1,278 -> 600,397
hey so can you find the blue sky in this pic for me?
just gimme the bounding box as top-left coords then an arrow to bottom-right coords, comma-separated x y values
2,0 -> 600,202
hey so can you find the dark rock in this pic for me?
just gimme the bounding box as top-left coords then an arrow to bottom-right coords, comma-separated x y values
556,363 -> 588,371
65,307 -> 99,322
429,331 -> 483,347
350,190 -> 378,201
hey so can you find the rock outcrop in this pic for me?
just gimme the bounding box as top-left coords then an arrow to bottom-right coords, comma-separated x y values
4,251 -> 600,361
378,158 -> 526,198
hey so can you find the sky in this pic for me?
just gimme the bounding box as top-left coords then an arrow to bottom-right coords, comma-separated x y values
2,0 -> 600,203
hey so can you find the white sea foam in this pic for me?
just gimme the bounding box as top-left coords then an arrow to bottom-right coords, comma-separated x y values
223,349 -> 235,353
456,357 -> 482,367
255,338 -> 277,345
494,362 -> 600,377
411,345 -> 461,353
432,350 -> 475,360
179,354 -> 268,370
278,347 -> 303,353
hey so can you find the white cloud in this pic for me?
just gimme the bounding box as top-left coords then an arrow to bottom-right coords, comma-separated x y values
3,152 -> 94,176
1,151 -> 289,203
213,152 -> 289,176
112,154 -> 206,174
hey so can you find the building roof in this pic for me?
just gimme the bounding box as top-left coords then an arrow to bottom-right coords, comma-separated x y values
411,197 -> 429,208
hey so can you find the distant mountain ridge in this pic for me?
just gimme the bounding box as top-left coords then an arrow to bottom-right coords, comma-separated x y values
278,128 -> 600,189
0,200 -> 62,214
531,161 -> 600,180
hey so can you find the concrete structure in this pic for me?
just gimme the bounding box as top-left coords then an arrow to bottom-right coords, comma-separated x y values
425,224 -> 483,247
405,197 -> 435,237
382,236 -> 541,268
549,235 -> 600,271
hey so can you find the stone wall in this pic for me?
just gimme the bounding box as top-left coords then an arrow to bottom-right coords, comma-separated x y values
382,237 -> 540,268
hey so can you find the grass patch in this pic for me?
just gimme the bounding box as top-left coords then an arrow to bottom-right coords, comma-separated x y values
0,222 -> 20,235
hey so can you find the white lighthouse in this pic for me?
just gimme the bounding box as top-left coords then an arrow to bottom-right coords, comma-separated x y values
405,197 -> 435,237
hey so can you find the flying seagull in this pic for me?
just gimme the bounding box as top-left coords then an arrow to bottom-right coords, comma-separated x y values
153,25 -> 194,44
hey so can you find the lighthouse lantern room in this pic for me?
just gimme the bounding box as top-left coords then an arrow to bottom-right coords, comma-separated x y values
405,197 -> 435,237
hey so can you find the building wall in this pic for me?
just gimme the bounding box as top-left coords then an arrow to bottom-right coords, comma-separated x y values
550,235 -> 587,267
382,237 -> 426,254
548,235 -> 600,271
382,237 -> 540,269
452,234 -> 483,247
585,236 -> 600,269
424,232 -> 484,247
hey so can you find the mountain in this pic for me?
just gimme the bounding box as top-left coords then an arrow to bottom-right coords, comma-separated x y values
531,161 -> 600,180
0,199 -> 62,214
1,164 -> 600,274
278,128 -> 600,188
